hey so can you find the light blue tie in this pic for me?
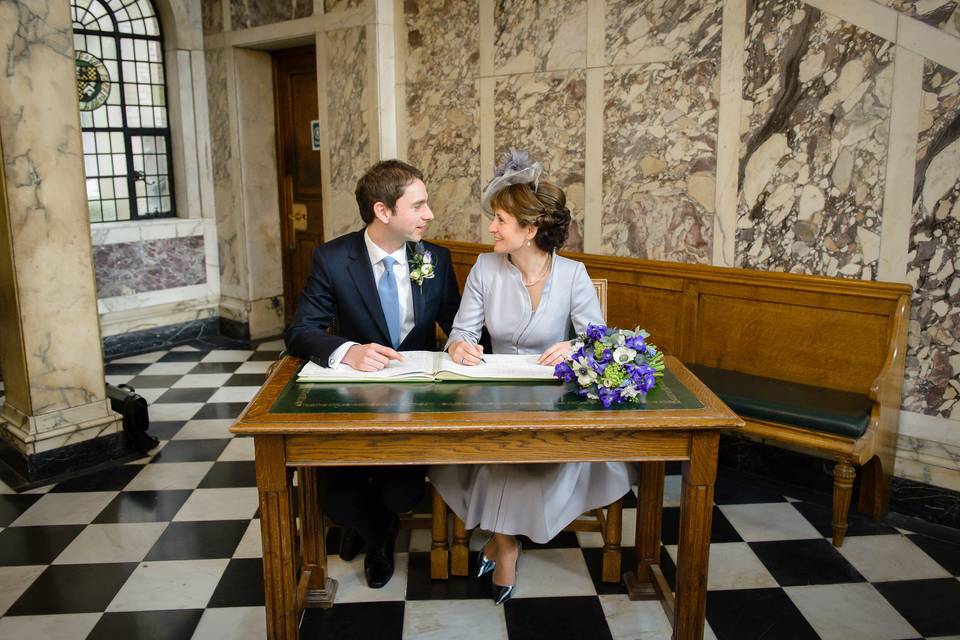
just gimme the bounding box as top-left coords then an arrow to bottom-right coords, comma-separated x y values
377,256 -> 401,348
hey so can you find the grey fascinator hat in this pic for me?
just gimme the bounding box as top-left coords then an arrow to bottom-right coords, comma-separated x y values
480,149 -> 543,215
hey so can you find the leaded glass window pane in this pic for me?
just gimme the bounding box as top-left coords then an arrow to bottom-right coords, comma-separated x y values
72,0 -> 174,222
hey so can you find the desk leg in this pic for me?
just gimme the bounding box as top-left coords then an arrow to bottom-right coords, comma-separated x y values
674,432 -> 719,640
297,467 -> 337,607
256,437 -> 299,640
625,462 -> 667,601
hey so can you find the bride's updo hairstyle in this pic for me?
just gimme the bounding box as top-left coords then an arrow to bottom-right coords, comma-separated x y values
489,181 -> 571,254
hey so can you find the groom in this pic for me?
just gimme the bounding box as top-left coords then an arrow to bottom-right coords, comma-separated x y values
284,160 -> 461,588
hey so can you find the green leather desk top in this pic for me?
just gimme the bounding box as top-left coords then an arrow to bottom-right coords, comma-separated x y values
268,369 -> 703,415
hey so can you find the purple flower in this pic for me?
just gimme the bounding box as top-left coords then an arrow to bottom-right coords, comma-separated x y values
634,371 -> 656,394
625,363 -> 649,384
598,386 -> 620,408
625,335 -> 646,352
600,348 -> 613,364
586,324 -> 607,342
554,361 -> 576,382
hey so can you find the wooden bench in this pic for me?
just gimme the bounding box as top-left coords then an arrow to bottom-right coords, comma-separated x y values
436,240 -> 911,546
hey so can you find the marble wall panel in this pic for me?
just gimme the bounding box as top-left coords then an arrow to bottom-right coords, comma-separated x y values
601,61 -> 718,262
201,0 -> 223,34
904,61 -> 960,417
404,0 -> 479,83
204,48 -> 243,291
406,81 -> 481,242
325,0 -> 364,13
605,0 -> 723,66
493,0 -> 586,75
883,0 -> 959,37
93,237 -> 206,298
325,26 -> 371,238
494,71 -> 586,252
735,2 -> 894,279
230,0 -> 312,30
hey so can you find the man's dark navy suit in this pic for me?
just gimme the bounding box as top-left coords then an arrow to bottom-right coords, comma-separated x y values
284,230 -> 461,549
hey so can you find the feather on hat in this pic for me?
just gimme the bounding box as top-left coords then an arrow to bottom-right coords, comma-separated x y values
480,149 -> 543,215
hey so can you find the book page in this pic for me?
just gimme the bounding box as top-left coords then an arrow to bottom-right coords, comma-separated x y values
437,353 -> 556,381
298,350 -> 440,382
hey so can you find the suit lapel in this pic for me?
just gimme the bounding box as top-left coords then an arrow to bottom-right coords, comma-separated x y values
347,232 -> 391,343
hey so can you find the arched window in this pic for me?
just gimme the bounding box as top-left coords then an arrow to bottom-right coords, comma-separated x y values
72,0 -> 175,222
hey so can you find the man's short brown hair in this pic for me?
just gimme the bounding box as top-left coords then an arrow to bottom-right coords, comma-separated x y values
355,160 -> 424,224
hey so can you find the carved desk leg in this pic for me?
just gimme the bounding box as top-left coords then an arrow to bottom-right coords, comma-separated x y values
431,488 -> 450,579
297,467 -> 337,607
625,461 -> 666,600
674,432 -> 719,640
255,436 -> 300,640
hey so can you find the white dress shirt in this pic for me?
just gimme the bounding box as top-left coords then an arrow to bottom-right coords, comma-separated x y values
328,229 -> 415,367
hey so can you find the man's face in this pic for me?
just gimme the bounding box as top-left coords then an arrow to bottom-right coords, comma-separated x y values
381,179 -> 433,243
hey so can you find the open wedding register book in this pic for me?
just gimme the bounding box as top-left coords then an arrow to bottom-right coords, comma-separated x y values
297,351 -> 558,383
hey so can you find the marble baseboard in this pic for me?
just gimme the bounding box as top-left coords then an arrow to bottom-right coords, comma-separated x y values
219,316 -> 251,341
0,431 -> 137,491
102,317 -> 221,360
718,435 -> 960,530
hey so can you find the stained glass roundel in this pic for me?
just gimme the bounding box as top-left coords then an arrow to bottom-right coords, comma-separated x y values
76,51 -> 111,111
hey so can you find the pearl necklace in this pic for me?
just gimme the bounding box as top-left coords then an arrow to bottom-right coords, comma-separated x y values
522,255 -> 552,287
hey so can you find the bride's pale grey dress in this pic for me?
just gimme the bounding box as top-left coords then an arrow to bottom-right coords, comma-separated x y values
429,252 -> 635,543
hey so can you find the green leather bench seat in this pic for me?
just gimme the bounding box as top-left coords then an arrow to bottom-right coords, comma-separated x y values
686,364 -> 873,439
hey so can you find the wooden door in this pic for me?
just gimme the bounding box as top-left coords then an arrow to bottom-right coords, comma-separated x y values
274,46 -> 323,325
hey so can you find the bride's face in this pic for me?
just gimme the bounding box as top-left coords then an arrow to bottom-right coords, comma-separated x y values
489,208 -> 535,254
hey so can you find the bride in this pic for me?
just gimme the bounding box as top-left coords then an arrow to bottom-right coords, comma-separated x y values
429,151 -> 635,605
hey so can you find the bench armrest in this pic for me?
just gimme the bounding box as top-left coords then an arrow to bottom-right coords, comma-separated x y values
868,295 -> 909,410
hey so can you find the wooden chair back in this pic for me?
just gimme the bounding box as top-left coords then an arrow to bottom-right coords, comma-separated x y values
592,278 -> 608,322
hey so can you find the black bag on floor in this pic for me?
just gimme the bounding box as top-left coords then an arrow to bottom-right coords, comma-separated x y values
106,383 -> 159,453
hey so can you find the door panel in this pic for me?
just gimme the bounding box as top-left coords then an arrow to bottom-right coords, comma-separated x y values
274,46 -> 323,325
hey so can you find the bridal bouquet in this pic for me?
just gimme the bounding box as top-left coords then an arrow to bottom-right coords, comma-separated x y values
553,323 -> 665,407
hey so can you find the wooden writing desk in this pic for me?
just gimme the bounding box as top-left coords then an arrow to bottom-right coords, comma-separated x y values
230,355 -> 742,640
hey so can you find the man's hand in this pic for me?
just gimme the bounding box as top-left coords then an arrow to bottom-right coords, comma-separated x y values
448,340 -> 485,366
341,343 -> 403,371
537,341 -> 572,366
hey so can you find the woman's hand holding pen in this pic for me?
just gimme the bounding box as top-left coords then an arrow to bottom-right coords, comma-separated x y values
448,340 -> 485,366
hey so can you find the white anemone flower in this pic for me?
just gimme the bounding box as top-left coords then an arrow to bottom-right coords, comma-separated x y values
612,346 -> 636,364
577,369 -> 598,386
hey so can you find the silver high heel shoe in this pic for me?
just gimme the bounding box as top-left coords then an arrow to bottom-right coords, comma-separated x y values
477,534 -> 496,578
492,540 -> 521,605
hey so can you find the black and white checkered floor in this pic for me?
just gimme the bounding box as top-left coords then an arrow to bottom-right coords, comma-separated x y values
1,338 -> 959,639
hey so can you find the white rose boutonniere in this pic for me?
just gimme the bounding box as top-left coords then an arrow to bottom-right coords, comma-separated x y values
408,244 -> 436,291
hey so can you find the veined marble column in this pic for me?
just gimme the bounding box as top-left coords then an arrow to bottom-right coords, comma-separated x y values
0,1 -> 124,487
